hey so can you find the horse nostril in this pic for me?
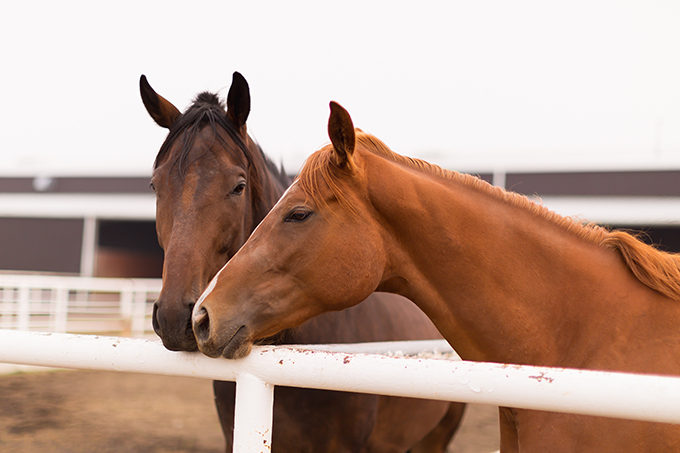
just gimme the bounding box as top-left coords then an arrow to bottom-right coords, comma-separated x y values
193,307 -> 210,340
152,302 -> 161,334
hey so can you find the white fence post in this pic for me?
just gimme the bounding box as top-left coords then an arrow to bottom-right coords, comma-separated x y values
131,284 -> 148,336
17,285 -> 30,331
233,373 -> 274,453
0,288 -> 14,329
80,216 -> 97,277
120,282 -> 134,319
52,286 -> 69,333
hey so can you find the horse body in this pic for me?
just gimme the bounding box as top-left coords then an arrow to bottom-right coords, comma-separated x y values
370,160 -> 678,369
193,101 -> 680,452
141,77 -> 463,452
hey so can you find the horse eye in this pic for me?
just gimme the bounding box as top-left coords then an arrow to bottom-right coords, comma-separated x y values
285,209 -> 312,223
149,182 -> 157,193
231,182 -> 246,196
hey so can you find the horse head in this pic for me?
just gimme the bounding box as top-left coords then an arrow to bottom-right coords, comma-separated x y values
192,102 -> 386,358
141,73 -> 288,351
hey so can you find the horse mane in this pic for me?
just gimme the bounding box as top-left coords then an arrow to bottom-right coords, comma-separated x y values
298,130 -> 680,301
153,92 -> 291,200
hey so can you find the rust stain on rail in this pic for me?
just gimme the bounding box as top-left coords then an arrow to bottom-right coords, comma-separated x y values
528,372 -> 554,383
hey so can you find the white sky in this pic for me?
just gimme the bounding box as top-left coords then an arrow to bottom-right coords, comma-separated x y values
2,1 -> 680,176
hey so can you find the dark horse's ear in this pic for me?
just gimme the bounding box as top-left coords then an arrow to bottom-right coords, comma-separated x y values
328,101 -> 356,169
139,75 -> 181,129
226,72 -> 250,131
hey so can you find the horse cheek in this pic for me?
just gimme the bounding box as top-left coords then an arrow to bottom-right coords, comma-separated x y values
333,243 -> 384,309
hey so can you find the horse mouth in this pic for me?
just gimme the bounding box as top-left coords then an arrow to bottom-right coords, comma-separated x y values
220,325 -> 253,359
196,323 -> 253,359
157,327 -> 199,352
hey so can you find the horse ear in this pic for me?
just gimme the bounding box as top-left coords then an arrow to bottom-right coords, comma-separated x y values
226,72 -> 251,130
328,101 -> 356,169
139,75 -> 181,129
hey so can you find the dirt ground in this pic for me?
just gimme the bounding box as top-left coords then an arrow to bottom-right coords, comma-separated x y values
0,369 -> 499,453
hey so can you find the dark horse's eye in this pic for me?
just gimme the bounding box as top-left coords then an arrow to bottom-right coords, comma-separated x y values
285,209 -> 312,223
231,182 -> 246,196
149,181 -> 157,193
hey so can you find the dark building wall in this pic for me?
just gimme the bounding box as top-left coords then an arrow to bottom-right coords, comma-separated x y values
505,170 -> 680,197
98,220 -> 161,253
96,220 -> 164,278
0,175 -> 162,277
0,217 -> 164,277
0,177 -> 152,194
0,217 -> 83,273
616,226 -> 680,254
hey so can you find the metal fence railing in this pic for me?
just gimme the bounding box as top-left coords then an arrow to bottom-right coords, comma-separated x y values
1,330 -> 679,453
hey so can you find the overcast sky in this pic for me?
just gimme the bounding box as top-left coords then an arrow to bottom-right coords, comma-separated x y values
2,1 -> 680,176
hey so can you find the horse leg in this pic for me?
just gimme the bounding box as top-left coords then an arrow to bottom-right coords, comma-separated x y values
408,403 -> 466,453
359,397 -> 451,453
498,407 -> 518,453
213,380 -> 236,453
273,387 -> 378,452
214,382 -> 378,453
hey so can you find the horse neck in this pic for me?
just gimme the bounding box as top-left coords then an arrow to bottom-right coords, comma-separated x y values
243,137 -> 290,230
367,155 -> 654,366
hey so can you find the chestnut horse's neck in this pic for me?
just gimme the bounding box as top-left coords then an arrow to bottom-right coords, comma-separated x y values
363,152 -> 677,367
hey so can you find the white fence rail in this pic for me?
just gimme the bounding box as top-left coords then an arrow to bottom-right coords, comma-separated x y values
1,276 -> 680,452
1,330 -> 680,453
0,274 -> 162,337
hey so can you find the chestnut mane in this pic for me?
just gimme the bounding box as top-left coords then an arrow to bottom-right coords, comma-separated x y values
298,130 -> 680,301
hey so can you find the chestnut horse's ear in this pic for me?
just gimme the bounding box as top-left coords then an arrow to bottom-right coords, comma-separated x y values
328,101 -> 356,169
139,75 -> 181,129
226,72 -> 250,131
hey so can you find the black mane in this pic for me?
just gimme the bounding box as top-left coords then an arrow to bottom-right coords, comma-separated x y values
153,91 -> 290,197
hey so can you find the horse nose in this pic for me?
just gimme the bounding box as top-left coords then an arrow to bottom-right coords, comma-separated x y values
193,306 -> 211,344
152,301 -> 163,336
152,297 -> 198,351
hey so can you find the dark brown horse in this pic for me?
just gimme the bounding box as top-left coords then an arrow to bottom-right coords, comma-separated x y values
193,101 -> 680,452
141,75 -> 464,453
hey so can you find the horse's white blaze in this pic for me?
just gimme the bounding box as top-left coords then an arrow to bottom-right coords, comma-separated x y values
194,266 -> 222,315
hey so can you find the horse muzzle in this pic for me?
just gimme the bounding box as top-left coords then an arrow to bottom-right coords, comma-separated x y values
152,299 -> 199,352
193,305 -> 253,359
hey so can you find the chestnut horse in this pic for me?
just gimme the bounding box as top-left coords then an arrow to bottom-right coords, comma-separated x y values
193,101 -> 680,452
141,76 -> 464,452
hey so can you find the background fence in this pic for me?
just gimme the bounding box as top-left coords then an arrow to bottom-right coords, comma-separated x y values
0,274 -> 161,337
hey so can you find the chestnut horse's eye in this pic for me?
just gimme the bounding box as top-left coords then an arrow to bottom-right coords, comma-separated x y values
285,209 -> 312,223
149,181 -> 157,193
231,182 -> 246,196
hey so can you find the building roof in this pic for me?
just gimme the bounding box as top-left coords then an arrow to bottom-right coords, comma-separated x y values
2,170 -> 680,225
0,176 -> 155,221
